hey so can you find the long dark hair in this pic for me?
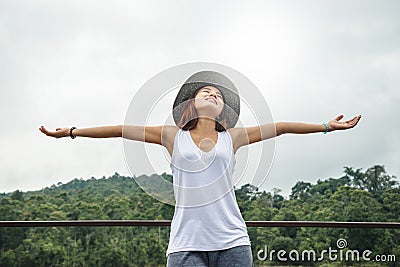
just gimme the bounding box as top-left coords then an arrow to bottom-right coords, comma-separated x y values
178,87 -> 228,132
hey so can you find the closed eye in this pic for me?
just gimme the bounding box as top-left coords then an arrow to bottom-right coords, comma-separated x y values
202,89 -> 223,98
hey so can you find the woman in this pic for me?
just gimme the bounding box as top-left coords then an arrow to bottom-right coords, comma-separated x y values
40,70 -> 361,267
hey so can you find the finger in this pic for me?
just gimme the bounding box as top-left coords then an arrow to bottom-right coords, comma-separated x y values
335,114 -> 344,121
342,115 -> 361,128
56,128 -> 61,131
41,127 -> 51,135
349,117 -> 359,127
345,116 -> 358,124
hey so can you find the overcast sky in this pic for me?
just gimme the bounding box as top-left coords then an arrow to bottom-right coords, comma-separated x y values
1,0 -> 399,197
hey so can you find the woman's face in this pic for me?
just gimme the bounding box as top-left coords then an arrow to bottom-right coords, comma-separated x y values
194,85 -> 224,119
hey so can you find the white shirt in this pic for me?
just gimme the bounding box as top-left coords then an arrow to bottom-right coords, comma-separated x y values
166,129 -> 251,257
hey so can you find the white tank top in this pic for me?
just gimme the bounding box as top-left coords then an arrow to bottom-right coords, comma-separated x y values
166,129 -> 251,257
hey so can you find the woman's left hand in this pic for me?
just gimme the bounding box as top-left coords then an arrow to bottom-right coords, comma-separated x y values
328,114 -> 362,132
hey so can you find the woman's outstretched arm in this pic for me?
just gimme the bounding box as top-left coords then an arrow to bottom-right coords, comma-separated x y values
39,125 -> 179,148
39,125 -> 123,139
229,114 -> 362,153
275,114 -> 362,135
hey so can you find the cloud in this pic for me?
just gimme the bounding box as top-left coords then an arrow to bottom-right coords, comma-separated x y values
1,1 -> 399,196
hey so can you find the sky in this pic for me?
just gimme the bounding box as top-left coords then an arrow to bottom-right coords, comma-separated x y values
1,0 -> 399,197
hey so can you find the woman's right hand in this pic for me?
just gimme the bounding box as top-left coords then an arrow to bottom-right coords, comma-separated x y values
39,126 -> 70,139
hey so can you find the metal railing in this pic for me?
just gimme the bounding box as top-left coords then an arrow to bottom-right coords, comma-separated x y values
1,220 -> 399,228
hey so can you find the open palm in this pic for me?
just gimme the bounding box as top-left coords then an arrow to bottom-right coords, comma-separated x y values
328,114 -> 362,131
39,126 -> 69,138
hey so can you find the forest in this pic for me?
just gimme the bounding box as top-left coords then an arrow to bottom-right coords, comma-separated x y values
0,164 -> 399,266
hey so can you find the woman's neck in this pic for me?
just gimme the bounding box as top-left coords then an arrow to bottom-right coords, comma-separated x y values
192,117 -> 216,134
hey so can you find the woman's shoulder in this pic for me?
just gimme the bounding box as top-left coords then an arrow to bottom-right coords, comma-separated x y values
162,125 -> 180,135
162,125 -> 180,143
160,125 -> 181,157
226,127 -> 247,154
226,127 -> 246,138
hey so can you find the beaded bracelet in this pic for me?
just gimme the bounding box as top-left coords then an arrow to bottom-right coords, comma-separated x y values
322,122 -> 329,134
70,127 -> 77,139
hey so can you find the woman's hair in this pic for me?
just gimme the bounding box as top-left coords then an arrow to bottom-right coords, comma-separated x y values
178,86 -> 228,132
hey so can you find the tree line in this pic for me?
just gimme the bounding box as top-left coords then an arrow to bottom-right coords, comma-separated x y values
0,165 -> 399,266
